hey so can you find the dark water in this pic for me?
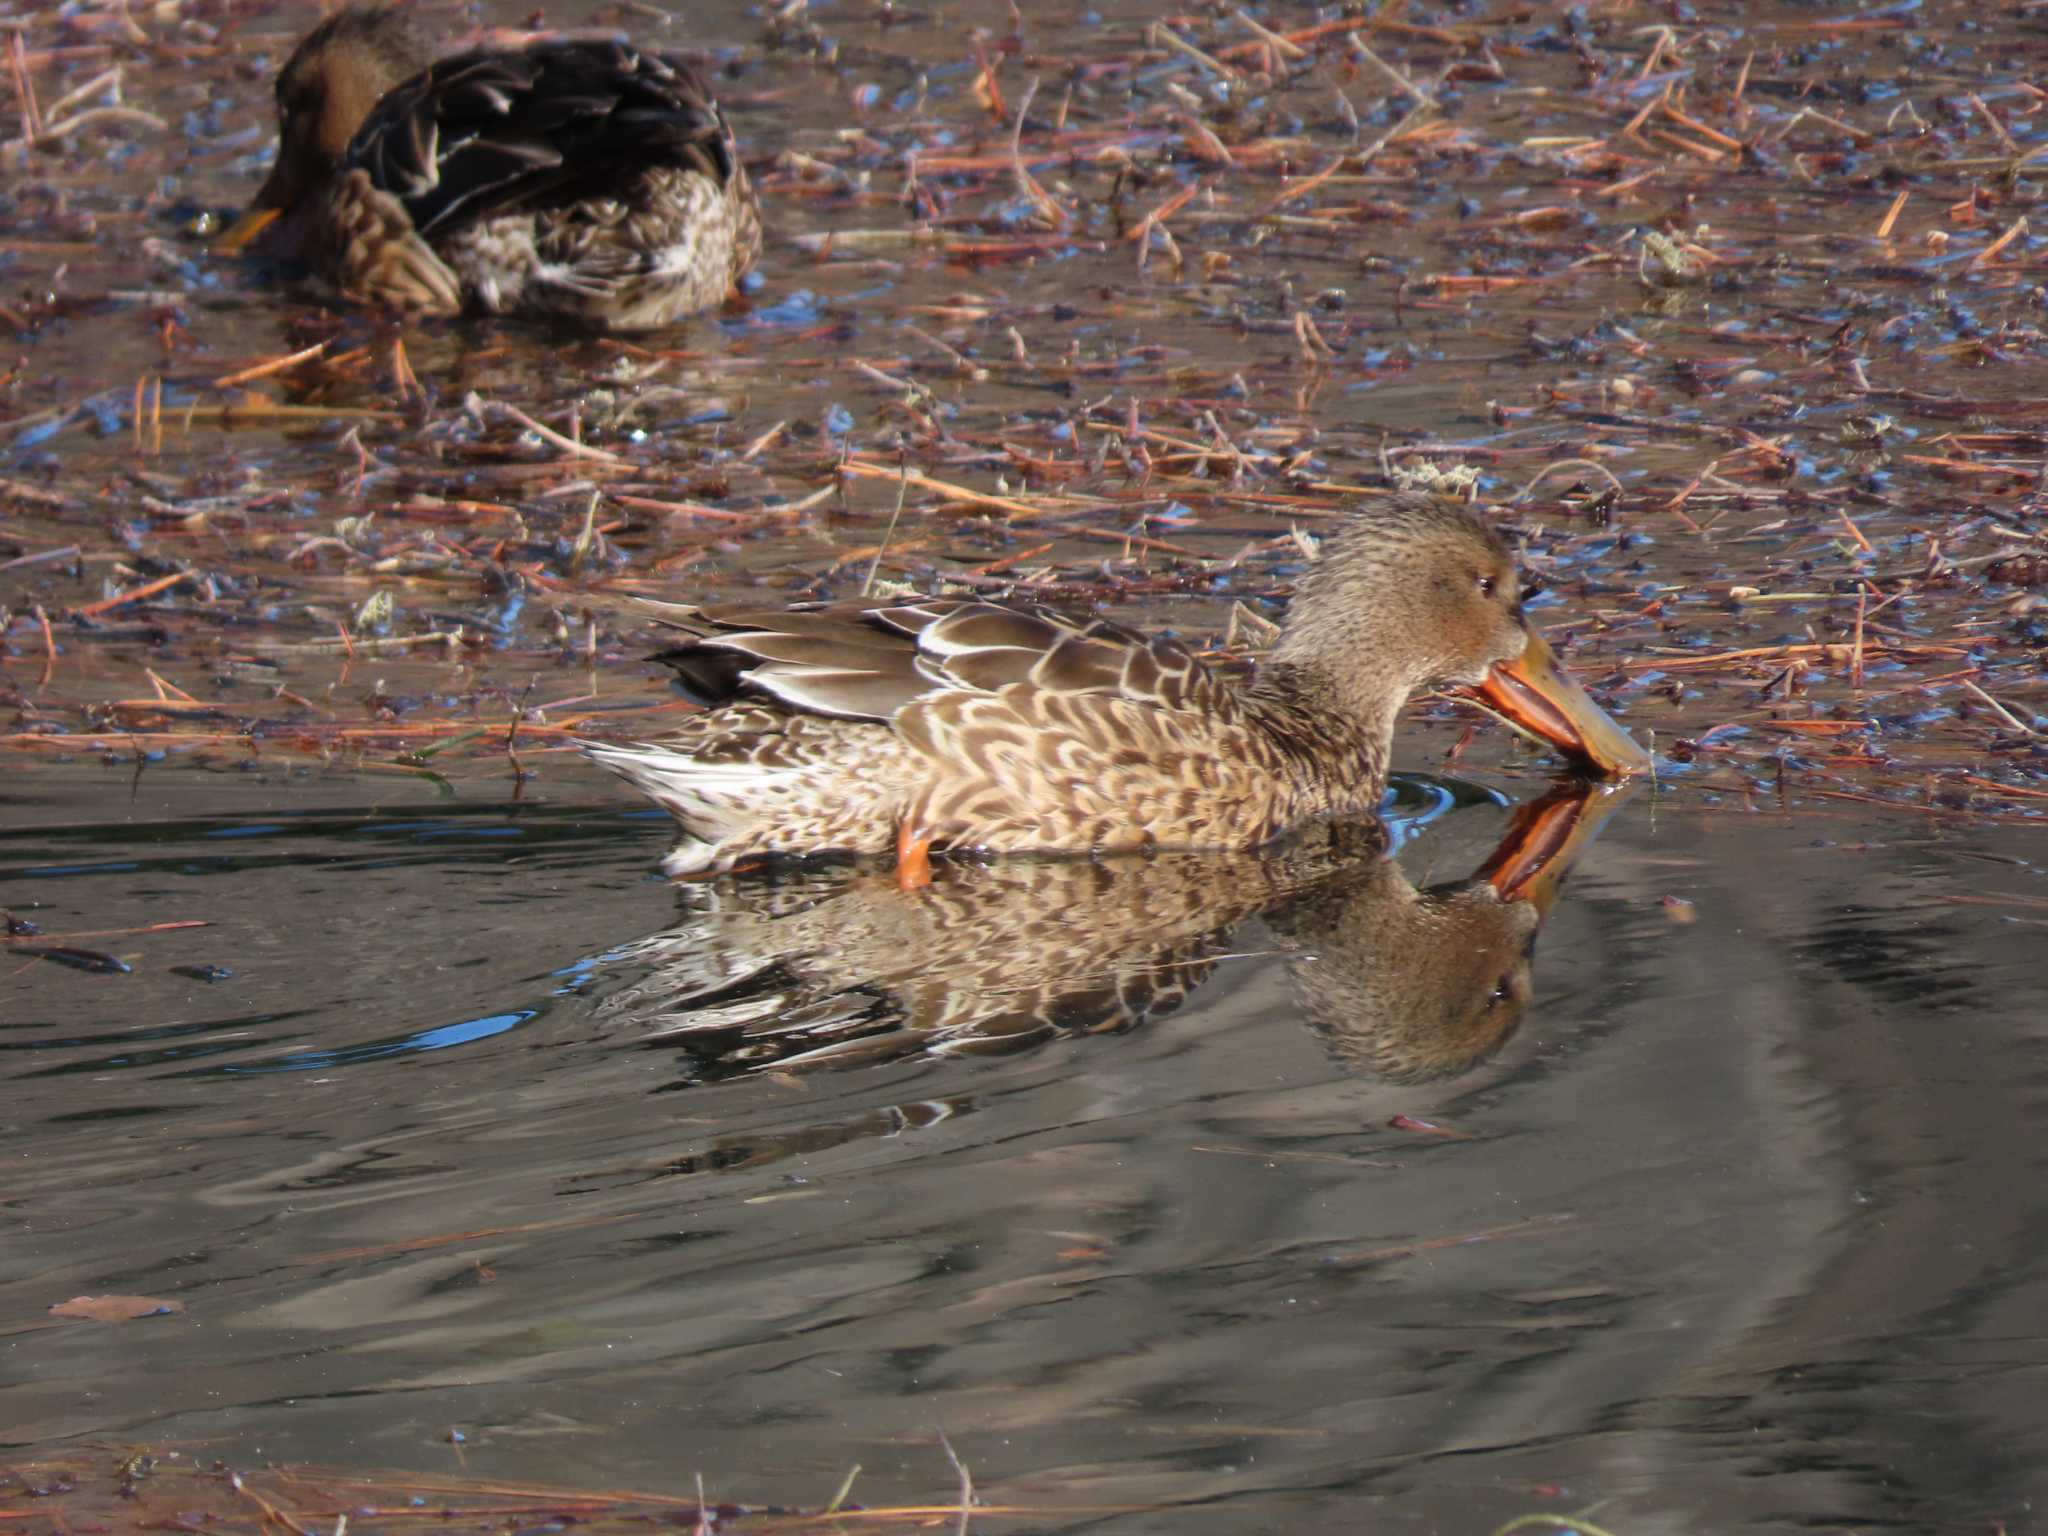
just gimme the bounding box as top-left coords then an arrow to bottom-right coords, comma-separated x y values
7,758 -> 2048,1532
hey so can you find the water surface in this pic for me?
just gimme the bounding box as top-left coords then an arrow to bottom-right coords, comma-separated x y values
8,760 -> 2048,1532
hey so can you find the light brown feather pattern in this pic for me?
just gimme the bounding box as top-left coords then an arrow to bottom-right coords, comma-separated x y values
587,594 -> 1371,873
328,169 -> 463,312
584,495 -> 1636,872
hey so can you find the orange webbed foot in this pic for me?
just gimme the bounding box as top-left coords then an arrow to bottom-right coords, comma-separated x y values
895,822 -> 934,892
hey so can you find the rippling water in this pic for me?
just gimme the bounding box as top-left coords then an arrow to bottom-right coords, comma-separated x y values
7,757 -> 2047,1531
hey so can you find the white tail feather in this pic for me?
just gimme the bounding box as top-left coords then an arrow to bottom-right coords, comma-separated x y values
579,739 -> 805,864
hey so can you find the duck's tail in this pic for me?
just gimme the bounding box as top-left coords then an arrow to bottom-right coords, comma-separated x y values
579,729 -> 904,875
578,739 -> 799,874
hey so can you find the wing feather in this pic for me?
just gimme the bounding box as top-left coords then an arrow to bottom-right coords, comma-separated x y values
345,38 -> 741,239
635,594 -> 1241,730
742,666 -> 930,721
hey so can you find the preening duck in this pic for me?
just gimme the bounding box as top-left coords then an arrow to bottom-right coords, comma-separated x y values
220,3 -> 761,328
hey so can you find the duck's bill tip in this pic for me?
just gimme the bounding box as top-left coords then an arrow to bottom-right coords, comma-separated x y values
1466,631 -> 1651,779
214,206 -> 282,255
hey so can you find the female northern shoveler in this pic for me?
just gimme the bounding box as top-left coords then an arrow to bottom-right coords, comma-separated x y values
219,3 -> 761,328
583,494 -> 1651,878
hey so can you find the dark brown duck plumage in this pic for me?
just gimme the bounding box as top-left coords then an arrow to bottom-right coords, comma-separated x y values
223,3 -> 761,327
584,495 -> 1648,875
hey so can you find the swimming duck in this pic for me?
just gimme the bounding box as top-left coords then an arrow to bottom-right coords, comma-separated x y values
218,3 -> 761,328
583,494 -> 1650,878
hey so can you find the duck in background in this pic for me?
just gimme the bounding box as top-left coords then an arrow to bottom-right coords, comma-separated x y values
219,3 -> 760,328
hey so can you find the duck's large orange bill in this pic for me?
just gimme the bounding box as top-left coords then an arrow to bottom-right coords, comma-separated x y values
1461,630 -> 1651,779
1476,781 -> 1636,910
214,206 -> 282,255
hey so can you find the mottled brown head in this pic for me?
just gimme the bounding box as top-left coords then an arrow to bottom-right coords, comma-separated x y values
250,4 -> 427,214
1271,494 -> 1647,777
1273,494 -> 1527,698
1276,784 -> 1629,1082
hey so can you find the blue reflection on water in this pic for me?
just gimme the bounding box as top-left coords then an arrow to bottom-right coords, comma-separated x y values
195,1010 -> 537,1075
1381,773 -> 1509,850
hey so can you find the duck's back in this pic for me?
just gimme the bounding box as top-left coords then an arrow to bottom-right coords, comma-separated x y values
583,597 -> 1367,872
333,37 -> 759,325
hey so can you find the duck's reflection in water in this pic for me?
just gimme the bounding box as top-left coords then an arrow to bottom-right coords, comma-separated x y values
586,783 -> 1630,1094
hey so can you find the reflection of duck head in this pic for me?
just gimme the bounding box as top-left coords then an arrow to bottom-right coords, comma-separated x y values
1275,790 -> 1614,1081
587,785 -> 1630,1084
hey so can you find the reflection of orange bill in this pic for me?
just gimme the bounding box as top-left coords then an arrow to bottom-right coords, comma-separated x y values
1462,630 -> 1650,779
214,206 -> 282,255
1475,786 -> 1601,908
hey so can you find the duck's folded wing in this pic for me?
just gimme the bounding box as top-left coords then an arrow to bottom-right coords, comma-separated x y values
908,601 -> 1242,718
346,39 -> 738,239
637,597 -> 1240,723
642,600 -> 949,720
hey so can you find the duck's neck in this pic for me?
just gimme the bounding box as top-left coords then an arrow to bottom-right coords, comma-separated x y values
1248,657 -> 1404,807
